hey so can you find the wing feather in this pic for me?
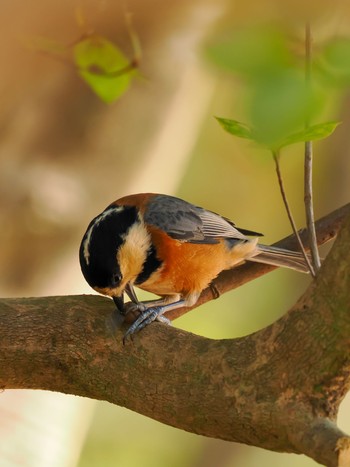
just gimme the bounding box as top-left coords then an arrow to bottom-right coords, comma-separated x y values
144,194 -> 261,244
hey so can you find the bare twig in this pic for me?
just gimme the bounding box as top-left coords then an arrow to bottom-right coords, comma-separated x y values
304,21 -> 321,273
272,150 -> 315,276
123,2 -> 142,64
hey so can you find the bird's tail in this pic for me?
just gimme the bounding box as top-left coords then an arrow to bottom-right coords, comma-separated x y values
249,244 -> 310,273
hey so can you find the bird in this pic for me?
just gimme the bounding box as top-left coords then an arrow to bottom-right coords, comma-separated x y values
79,193 -> 309,340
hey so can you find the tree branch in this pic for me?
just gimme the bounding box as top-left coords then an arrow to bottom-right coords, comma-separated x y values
1,204 -> 350,466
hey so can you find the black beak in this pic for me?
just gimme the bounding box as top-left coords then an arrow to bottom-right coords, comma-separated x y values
113,295 -> 124,314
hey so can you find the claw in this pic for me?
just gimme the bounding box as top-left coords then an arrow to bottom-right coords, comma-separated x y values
123,306 -> 170,344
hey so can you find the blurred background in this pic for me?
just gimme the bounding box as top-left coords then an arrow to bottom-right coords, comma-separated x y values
1,0 -> 350,466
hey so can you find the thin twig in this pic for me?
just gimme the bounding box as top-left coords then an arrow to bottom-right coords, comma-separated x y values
123,4 -> 142,64
304,22 -> 321,273
273,150 -> 315,277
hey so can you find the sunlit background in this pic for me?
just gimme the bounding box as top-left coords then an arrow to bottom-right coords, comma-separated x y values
1,0 -> 350,466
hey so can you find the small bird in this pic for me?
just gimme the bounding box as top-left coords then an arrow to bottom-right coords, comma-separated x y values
79,193 -> 308,340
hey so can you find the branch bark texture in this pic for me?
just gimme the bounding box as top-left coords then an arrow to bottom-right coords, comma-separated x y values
1,205 -> 350,466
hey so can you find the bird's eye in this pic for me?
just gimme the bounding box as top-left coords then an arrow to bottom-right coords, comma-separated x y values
112,272 -> 122,286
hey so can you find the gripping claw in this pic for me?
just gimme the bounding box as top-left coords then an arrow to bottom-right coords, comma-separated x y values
123,306 -> 170,344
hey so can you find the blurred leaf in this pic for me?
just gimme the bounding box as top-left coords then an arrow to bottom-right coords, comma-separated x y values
216,117 -> 255,140
206,26 -> 292,76
322,37 -> 350,85
207,25 -> 338,151
216,117 -> 339,151
249,69 -> 326,147
74,35 -> 134,103
278,121 -> 340,148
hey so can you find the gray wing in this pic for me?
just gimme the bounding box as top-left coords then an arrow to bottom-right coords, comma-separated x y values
144,194 -> 261,244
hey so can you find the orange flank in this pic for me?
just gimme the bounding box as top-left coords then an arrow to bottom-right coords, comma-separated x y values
139,225 -> 257,299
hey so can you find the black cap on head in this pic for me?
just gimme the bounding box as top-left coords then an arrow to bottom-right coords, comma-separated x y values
79,205 -> 139,290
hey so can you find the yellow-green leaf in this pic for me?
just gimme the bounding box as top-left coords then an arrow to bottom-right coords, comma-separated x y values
278,121 -> 341,149
74,35 -> 134,103
216,117 -> 255,140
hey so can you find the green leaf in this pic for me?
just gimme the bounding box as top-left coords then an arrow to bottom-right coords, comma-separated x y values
216,117 -> 255,140
278,121 -> 341,148
249,69 -> 327,147
74,35 -> 134,103
323,38 -> 350,84
216,117 -> 340,150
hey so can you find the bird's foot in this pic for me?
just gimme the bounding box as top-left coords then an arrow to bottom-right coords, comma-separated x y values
122,301 -> 147,321
123,306 -> 171,344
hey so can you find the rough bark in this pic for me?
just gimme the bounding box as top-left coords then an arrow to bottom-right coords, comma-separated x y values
1,205 -> 350,466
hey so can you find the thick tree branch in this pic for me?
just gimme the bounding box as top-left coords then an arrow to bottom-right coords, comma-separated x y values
1,204 -> 350,466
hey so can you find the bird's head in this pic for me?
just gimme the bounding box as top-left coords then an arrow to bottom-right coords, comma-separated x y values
79,204 -> 152,312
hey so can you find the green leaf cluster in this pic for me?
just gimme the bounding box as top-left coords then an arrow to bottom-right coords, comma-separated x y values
207,26 -> 344,149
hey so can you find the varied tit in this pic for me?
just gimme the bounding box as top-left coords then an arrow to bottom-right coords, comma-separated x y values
79,193 -> 308,340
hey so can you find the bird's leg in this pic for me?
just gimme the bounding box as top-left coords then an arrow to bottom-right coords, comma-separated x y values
123,283 -> 180,316
125,283 -> 140,304
124,296 -> 178,314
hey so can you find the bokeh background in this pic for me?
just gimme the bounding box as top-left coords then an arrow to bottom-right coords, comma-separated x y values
1,0 -> 350,466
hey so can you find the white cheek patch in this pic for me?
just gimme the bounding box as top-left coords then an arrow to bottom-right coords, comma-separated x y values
118,221 -> 151,282
82,206 -> 124,265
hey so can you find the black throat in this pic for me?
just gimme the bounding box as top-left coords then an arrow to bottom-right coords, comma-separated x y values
135,243 -> 162,285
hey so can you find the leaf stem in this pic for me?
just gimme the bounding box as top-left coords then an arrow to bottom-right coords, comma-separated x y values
304,22 -> 321,273
273,150 -> 315,277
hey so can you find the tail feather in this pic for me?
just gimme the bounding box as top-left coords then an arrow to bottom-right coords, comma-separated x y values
249,244 -> 310,273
